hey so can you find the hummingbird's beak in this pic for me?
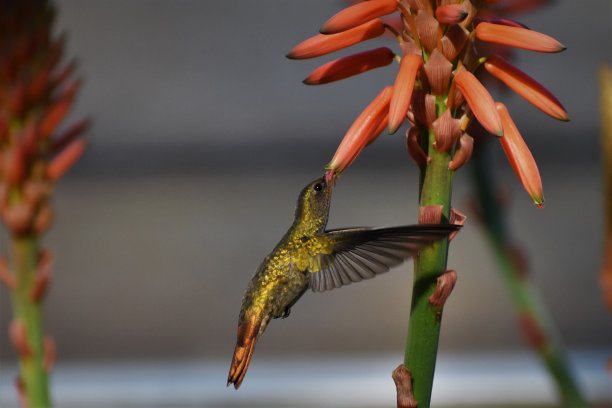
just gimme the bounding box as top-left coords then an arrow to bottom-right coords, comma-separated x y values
324,169 -> 337,187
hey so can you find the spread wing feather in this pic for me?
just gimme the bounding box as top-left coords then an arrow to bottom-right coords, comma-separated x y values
309,224 -> 459,292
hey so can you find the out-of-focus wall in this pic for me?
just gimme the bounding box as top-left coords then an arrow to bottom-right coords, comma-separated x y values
0,0 -> 610,362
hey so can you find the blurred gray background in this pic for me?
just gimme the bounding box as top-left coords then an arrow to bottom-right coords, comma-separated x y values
0,1 -> 611,406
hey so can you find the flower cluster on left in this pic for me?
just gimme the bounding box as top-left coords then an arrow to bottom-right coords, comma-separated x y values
0,1 -> 87,407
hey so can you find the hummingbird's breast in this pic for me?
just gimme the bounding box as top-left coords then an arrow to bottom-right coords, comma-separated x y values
241,243 -> 309,322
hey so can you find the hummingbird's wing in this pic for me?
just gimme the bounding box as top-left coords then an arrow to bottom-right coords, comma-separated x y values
309,224 -> 459,292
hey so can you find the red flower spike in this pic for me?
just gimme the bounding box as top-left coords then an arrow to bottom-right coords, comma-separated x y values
435,4 -> 468,24
327,86 -> 393,174
288,20 -> 386,60
320,0 -> 398,34
475,22 -> 565,53
448,133 -> 474,170
454,70 -> 503,136
46,138 -> 87,181
484,56 -> 569,121
303,47 -> 395,85
496,102 -> 544,207
388,54 -> 422,134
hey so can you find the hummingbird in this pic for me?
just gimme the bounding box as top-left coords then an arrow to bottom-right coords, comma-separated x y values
227,176 -> 459,389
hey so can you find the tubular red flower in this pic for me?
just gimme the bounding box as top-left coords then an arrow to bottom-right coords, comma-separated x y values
484,55 -> 569,121
287,19 -> 386,60
454,70 -> 503,136
303,47 -> 395,85
388,54 -> 422,134
475,22 -> 565,53
496,102 -> 544,207
327,86 -> 393,174
320,0 -> 398,34
435,4 -> 468,24
46,138 -> 86,181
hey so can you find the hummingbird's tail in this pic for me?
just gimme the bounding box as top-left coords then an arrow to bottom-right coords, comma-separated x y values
227,318 -> 261,389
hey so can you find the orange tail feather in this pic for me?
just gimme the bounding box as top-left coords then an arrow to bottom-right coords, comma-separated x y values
227,319 -> 261,389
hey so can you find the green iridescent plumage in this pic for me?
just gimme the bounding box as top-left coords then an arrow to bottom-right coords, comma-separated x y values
227,176 -> 458,389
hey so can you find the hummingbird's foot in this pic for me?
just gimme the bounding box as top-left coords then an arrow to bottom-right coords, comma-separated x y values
280,308 -> 291,319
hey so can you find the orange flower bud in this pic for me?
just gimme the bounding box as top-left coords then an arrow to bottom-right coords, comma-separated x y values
388,54 -> 422,134
475,22 -> 565,53
435,4 -> 468,24
484,55 -> 568,121
496,102 -> 544,207
454,70 -> 503,136
303,47 -> 395,85
320,0 -> 397,34
46,138 -> 86,181
287,20 -> 385,60
327,86 -> 393,174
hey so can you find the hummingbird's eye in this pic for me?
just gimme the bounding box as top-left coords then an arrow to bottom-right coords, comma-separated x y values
314,183 -> 324,192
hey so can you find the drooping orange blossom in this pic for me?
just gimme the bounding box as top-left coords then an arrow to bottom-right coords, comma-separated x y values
289,0 -> 567,207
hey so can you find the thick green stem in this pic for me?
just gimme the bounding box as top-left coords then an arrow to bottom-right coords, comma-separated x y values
404,122 -> 453,407
10,235 -> 52,408
471,145 -> 588,407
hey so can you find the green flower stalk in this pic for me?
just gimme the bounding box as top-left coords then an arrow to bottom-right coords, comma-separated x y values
0,1 -> 87,406
289,0 -> 568,406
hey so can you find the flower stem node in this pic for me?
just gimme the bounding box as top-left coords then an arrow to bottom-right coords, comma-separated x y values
9,319 -> 32,358
392,364 -> 418,408
428,269 -> 458,308
418,205 -> 443,225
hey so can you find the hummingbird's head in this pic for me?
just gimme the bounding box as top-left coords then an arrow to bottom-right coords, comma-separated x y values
294,176 -> 333,232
